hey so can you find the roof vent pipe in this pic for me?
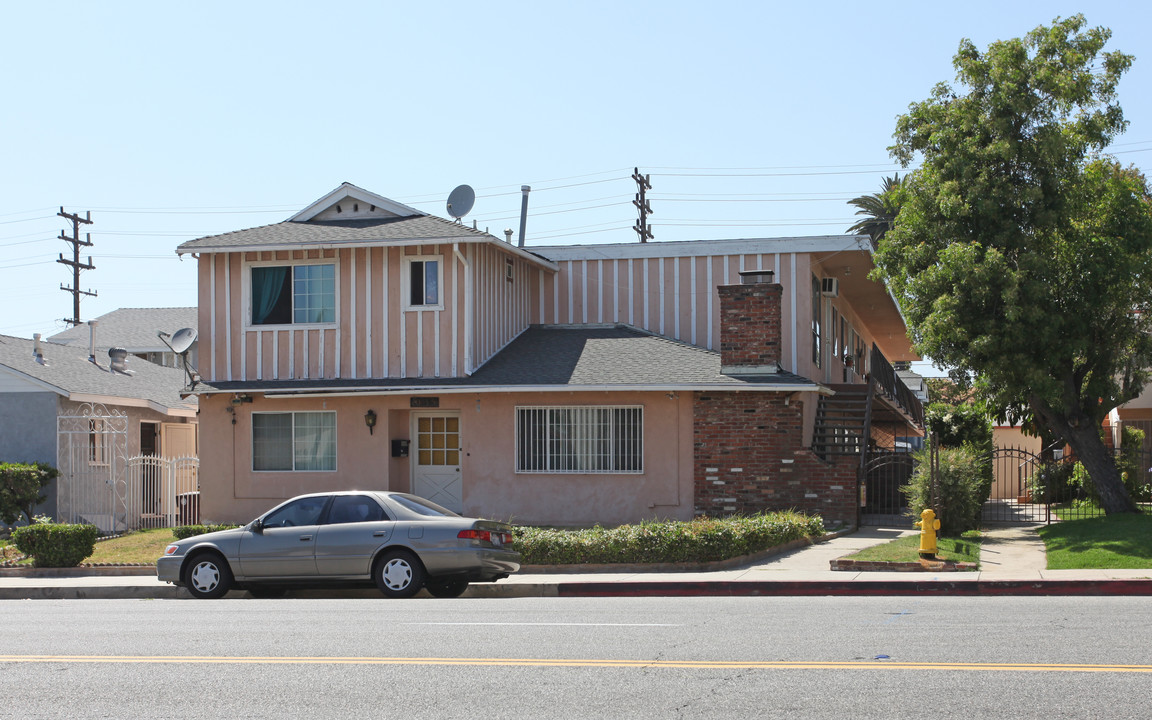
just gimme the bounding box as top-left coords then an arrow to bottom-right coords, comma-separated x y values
32,333 -> 46,365
88,320 -> 98,364
504,229 -> 513,244
517,185 -> 531,248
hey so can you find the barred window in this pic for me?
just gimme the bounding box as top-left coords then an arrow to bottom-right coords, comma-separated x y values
515,406 -> 643,473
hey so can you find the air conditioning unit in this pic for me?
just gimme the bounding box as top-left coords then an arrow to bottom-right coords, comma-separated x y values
821,277 -> 839,297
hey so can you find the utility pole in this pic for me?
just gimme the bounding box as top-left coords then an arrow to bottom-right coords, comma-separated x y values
632,167 -> 653,243
56,207 -> 95,326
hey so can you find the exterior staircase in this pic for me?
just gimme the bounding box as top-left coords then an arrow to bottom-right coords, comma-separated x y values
813,384 -> 870,459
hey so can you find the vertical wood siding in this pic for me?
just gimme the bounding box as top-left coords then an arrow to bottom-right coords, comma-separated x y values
203,242 -> 537,383
536,253 -> 801,371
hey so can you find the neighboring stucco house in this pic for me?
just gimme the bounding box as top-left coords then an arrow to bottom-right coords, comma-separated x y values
0,334 -> 198,530
48,306 -> 199,370
176,182 -> 923,527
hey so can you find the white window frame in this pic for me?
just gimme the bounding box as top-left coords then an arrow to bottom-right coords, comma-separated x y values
243,258 -> 339,330
88,419 -> 109,467
401,255 -> 444,311
514,405 -> 644,474
251,410 -> 338,472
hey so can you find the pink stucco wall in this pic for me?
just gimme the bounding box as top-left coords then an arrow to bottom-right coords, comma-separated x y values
198,390 -> 695,527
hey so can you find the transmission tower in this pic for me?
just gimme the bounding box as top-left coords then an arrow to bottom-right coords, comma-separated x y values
632,167 -> 653,243
56,207 -> 96,326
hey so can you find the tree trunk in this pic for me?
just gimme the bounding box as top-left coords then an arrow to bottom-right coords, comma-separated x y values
1063,422 -> 1138,514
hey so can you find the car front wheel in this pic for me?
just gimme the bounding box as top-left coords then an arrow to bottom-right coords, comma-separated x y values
374,550 -> 425,599
185,553 -> 233,600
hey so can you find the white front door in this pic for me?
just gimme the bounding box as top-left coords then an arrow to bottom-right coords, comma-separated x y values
411,412 -> 463,513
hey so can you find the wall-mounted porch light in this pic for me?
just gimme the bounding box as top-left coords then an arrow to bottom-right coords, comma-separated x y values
365,409 -> 378,435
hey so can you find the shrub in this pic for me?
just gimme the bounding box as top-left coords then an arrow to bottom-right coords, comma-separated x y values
1029,461 -> 1077,504
0,462 -> 59,526
902,446 -> 985,536
172,524 -> 241,540
512,511 -> 825,565
11,522 -> 100,567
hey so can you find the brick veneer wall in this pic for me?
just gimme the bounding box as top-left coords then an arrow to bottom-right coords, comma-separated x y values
718,282 -> 782,371
693,391 -> 859,525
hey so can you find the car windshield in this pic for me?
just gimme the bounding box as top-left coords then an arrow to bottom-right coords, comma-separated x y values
390,494 -> 459,518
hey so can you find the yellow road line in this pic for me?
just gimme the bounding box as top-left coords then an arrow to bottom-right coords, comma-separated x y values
1,656 -> 1151,673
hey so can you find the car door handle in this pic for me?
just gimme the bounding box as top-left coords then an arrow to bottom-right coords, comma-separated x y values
373,531 -> 388,537
299,535 -> 312,541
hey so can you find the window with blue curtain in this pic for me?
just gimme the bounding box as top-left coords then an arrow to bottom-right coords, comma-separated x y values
252,264 -> 335,325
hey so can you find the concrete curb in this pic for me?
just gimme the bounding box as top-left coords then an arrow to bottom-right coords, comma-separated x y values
554,579 -> 1152,597
4,578 -> 1152,600
0,566 -> 156,577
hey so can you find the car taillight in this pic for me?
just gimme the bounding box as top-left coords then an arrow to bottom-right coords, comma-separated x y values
458,529 -> 491,542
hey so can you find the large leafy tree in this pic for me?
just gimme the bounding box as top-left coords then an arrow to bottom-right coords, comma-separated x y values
873,15 -> 1152,514
846,173 -> 904,246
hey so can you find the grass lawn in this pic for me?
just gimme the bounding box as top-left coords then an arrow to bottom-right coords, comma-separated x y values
86,528 -> 177,565
842,532 -> 981,565
1053,502 -> 1152,521
1037,513 -> 1152,569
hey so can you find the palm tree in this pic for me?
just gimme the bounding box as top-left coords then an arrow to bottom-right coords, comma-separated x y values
846,173 -> 904,247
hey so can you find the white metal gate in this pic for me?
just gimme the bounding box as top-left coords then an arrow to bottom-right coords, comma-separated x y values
57,403 -> 129,533
57,403 -> 201,533
125,455 -> 200,528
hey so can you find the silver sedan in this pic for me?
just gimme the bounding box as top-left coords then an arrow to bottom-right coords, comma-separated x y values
157,491 -> 520,599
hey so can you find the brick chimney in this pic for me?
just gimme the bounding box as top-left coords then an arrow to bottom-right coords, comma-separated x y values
718,270 -> 782,375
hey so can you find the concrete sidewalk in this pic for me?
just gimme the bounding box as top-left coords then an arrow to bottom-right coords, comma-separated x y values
3,525 -> 1151,599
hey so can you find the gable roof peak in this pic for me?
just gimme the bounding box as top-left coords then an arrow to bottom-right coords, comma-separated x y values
289,182 -> 426,223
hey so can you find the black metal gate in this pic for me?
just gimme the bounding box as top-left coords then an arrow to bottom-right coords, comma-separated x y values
981,446 -> 1049,524
860,451 -> 915,526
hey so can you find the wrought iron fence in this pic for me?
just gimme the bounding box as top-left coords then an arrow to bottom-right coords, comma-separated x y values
860,438 -> 1151,527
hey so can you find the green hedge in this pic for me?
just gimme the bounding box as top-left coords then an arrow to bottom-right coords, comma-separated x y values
512,511 -> 825,565
0,462 -> 59,526
902,445 -> 986,536
172,524 -> 241,540
11,523 -> 100,568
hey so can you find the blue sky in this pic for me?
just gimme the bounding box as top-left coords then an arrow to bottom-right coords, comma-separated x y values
3,1 -> 1150,375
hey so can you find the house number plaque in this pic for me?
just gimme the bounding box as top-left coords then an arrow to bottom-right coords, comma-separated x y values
410,397 -> 440,408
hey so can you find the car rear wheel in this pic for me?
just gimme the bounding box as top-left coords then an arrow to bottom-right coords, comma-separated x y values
185,552 -> 233,600
374,550 -> 425,599
425,580 -> 469,598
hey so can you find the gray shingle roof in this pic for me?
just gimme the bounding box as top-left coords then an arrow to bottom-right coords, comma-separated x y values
176,215 -> 491,253
47,307 -> 197,351
195,325 -> 820,394
0,334 -> 196,412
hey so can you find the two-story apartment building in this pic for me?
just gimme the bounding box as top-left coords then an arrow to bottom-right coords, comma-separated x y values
177,183 -> 922,527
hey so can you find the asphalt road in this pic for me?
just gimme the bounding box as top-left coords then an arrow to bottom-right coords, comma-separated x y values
4,596 -> 1152,719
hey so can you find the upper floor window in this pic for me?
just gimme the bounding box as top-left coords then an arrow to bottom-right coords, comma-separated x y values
251,264 -> 335,325
404,257 -> 441,310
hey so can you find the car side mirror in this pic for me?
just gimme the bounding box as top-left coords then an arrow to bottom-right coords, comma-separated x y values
251,519 -> 264,534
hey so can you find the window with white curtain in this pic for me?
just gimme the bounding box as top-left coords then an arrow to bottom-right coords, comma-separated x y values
252,411 -> 337,471
515,406 -> 643,473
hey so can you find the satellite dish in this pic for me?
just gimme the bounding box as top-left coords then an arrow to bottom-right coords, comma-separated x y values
446,184 -> 475,220
170,327 -> 197,354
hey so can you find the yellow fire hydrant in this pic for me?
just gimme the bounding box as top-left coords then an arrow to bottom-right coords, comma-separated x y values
914,508 -> 941,559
